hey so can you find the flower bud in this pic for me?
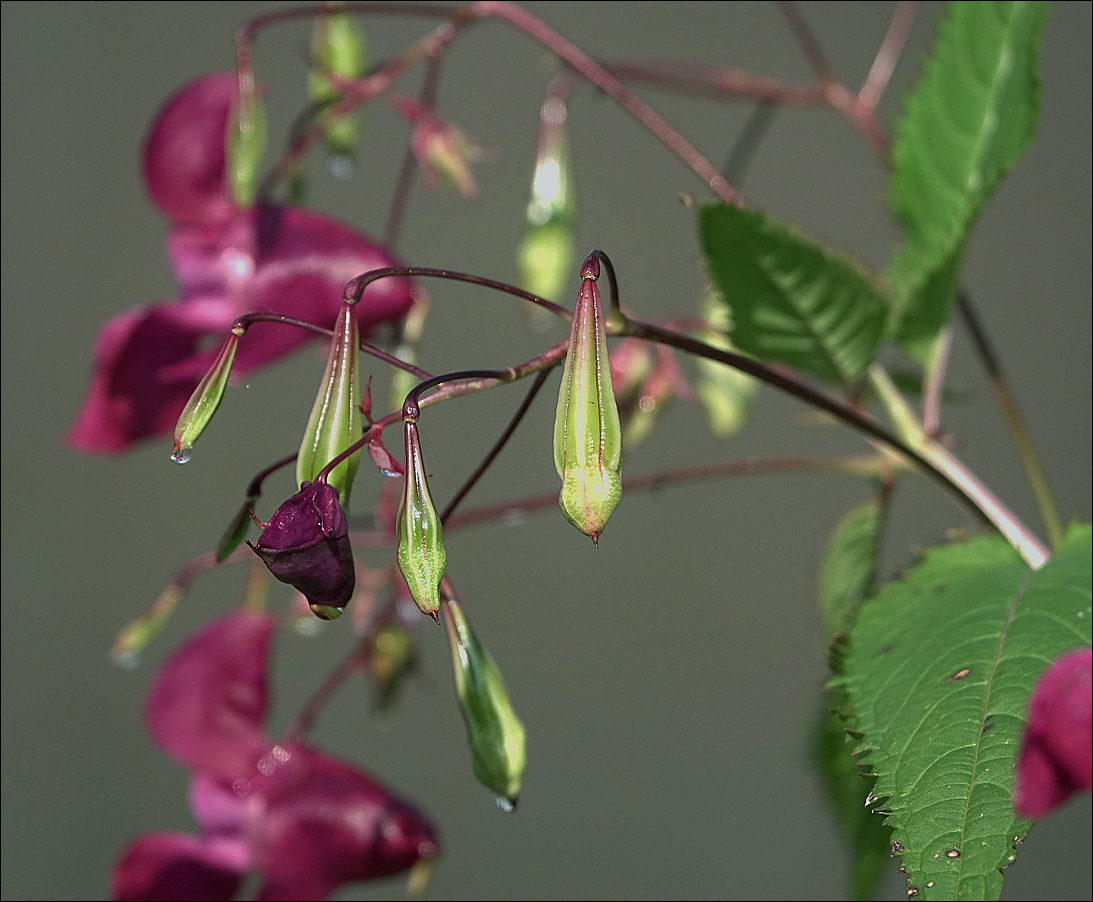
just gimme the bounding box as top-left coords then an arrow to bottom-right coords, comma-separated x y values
226,74 -> 266,208
368,623 -> 416,713
395,419 -> 446,619
518,97 -> 576,321
441,593 -> 526,808
309,4 -> 367,164
171,328 -> 241,463
249,481 -> 354,620
553,252 -> 623,542
297,301 -> 362,509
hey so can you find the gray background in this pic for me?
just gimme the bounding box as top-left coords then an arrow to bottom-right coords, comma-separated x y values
2,2 -> 1090,900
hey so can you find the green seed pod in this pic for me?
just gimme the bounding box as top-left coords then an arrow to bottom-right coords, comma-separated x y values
395,419 -> 446,619
226,74 -> 266,208
518,97 -> 576,318
309,4 -> 367,162
553,252 -> 623,542
171,327 -> 241,464
296,301 -> 363,510
442,592 -> 526,808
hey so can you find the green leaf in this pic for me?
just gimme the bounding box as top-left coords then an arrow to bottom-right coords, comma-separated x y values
818,496 -> 885,646
842,524 -> 1092,900
693,284 -> 758,439
815,494 -> 891,898
699,203 -> 887,388
887,1 -> 1049,362
814,704 -> 893,901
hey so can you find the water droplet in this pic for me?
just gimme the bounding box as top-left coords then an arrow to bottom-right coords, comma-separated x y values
502,508 -> 527,527
378,467 -> 400,478
945,848 -> 961,859
925,882 -> 935,889
494,795 -> 516,813
112,650 -> 140,670
171,448 -> 191,465
328,153 -> 354,180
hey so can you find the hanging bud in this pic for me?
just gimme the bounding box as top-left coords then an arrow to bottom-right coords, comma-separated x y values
396,418 -> 446,619
110,583 -> 184,669
553,251 -> 623,542
309,2 -> 367,166
368,623 -> 416,713
297,300 -> 363,509
171,327 -> 242,464
441,592 -> 526,809
249,481 -> 355,620
226,73 -> 266,208
518,97 -> 576,323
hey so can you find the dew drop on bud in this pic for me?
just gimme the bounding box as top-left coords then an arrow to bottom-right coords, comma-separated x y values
328,153 -> 355,180
170,448 -> 192,464
494,795 -> 516,813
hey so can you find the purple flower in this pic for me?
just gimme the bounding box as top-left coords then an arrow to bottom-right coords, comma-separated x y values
69,73 -> 414,454
1013,646 -> 1092,819
249,481 -> 355,620
113,611 -> 438,901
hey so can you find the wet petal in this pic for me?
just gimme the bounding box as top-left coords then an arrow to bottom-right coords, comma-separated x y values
1014,646 -> 1092,818
142,73 -> 239,228
112,832 -> 242,902
67,304 -> 208,453
146,611 -> 275,778
254,743 -> 438,900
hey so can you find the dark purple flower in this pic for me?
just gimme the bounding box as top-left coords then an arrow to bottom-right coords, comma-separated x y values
69,73 -> 414,454
1013,646 -> 1092,819
249,482 -> 355,620
113,611 -> 438,901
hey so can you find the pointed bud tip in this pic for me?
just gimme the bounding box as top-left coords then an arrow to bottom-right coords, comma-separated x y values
580,250 -> 600,281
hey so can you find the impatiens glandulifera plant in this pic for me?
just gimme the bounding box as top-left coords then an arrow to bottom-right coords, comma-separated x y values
82,4 -> 1090,900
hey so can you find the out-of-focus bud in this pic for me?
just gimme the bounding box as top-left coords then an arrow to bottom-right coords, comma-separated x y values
441,592 -> 526,809
309,2 -> 367,167
171,327 -> 242,464
249,481 -> 355,620
694,287 -> 757,439
110,583 -> 184,669
216,494 -> 258,562
392,96 -> 480,199
518,97 -> 576,326
297,301 -> 362,509
553,251 -> 623,543
396,419 -> 446,619
226,74 -> 266,208
368,623 -> 416,713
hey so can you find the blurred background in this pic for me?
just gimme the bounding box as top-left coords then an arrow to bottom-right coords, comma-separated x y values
2,2 -> 1090,899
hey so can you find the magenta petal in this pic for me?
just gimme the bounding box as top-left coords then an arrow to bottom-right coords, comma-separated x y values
230,205 -> 414,374
146,612 -> 275,778
253,744 -> 438,901
143,73 -> 239,228
67,304 -> 210,453
112,832 -> 243,902
1014,646 -> 1093,818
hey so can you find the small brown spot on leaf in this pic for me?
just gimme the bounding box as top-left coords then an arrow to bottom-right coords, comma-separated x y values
878,643 -> 895,656
948,667 -> 972,681
891,839 -> 905,854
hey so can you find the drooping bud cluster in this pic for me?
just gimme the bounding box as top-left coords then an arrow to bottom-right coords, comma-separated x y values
553,251 -> 623,542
